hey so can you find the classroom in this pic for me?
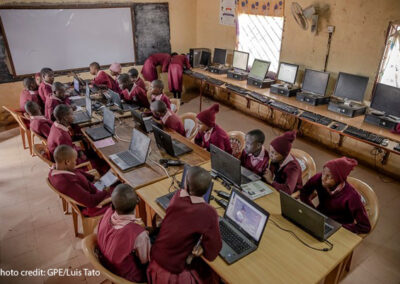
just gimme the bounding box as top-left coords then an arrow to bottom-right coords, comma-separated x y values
0,0 -> 399,283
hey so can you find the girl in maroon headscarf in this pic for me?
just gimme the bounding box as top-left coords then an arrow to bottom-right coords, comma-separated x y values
168,53 -> 191,100
141,53 -> 171,82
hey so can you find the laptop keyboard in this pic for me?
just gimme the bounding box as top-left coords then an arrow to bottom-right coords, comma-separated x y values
117,151 -> 139,165
324,223 -> 333,235
73,112 -> 90,123
220,221 -> 251,254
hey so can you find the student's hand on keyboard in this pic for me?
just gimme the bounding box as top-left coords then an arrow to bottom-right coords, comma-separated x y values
192,245 -> 203,257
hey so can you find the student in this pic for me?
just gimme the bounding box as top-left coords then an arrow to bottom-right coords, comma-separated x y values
89,62 -> 120,93
25,101 -> 53,139
128,68 -> 147,91
168,53 -> 191,99
48,145 -> 111,217
264,131 -> 302,194
20,77 -> 40,112
45,82 -> 71,121
150,100 -> 185,136
148,166 -> 222,283
118,73 -> 150,109
97,184 -> 150,283
241,129 -> 270,176
109,62 -> 122,79
141,53 -> 171,82
300,157 -> 371,234
150,80 -> 171,109
195,104 -> 232,154
38,67 -> 54,105
35,72 -> 42,87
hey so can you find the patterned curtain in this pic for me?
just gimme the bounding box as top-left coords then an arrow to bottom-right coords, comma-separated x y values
236,0 -> 284,17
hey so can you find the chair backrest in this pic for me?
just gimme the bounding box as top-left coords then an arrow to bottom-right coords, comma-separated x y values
347,177 -> 379,235
228,130 -> 245,158
31,131 -> 47,146
180,112 -> 198,140
2,106 -> 29,132
170,98 -> 180,113
290,148 -> 317,184
33,144 -> 53,167
82,234 -> 138,284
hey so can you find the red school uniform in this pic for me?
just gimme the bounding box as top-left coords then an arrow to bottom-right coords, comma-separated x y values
38,82 -> 52,105
240,146 -> 270,176
135,77 -> 147,91
20,90 -> 41,112
93,70 -> 120,93
269,154 -> 303,194
141,53 -> 171,82
195,124 -> 232,154
47,122 -> 80,159
151,93 -> 171,110
30,115 -> 53,139
121,85 -> 150,109
168,55 -> 191,92
161,109 -> 186,136
45,95 -> 71,121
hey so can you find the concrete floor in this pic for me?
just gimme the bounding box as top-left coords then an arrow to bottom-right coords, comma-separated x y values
0,95 -> 399,283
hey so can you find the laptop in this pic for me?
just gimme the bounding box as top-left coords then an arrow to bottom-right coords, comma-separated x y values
152,125 -> 193,157
156,164 -> 214,210
72,90 -> 92,124
131,109 -> 155,133
210,144 -> 261,187
109,129 -> 151,171
107,90 -> 138,112
85,107 -> 115,141
219,189 -> 270,264
279,191 -> 341,241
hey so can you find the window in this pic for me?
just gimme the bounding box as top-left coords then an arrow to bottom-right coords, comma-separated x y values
377,23 -> 400,87
237,13 -> 284,72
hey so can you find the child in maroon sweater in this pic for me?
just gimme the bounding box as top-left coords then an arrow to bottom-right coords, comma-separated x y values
89,62 -> 120,93
38,67 -> 54,106
25,101 -> 53,139
241,129 -> 270,176
45,82 -> 71,121
300,157 -> 371,234
20,77 -> 40,112
148,166 -> 222,283
150,80 -> 171,109
150,100 -> 185,136
128,68 -> 147,91
168,53 -> 191,99
118,74 -> 150,109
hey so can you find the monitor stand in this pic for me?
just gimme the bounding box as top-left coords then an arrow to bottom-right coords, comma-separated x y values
227,68 -> 249,81
328,98 -> 366,118
270,81 -> 300,97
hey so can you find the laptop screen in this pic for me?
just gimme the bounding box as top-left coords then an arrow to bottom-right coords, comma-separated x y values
333,72 -> 369,102
103,107 -> 115,134
85,95 -> 92,117
129,129 -> 151,162
210,144 -> 241,186
302,69 -> 330,96
85,83 -> 90,97
249,59 -> 270,80
108,90 -> 122,108
277,62 -> 298,84
225,190 -> 269,243
73,78 -> 80,93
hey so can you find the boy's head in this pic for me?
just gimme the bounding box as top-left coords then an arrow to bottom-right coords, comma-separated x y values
245,129 -> 265,155
35,72 -> 42,86
25,101 -> 41,116
89,62 -> 100,75
150,100 -> 168,118
109,62 -> 121,77
54,104 -> 73,125
111,184 -> 140,215
23,77 -> 37,91
150,80 -> 164,95
40,68 -> 54,84
171,52 -> 178,57
185,166 -> 212,197
54,145 -> 77,171
117,73 -> 131,90
52,82 -> 66,98
128,68 -> 139,81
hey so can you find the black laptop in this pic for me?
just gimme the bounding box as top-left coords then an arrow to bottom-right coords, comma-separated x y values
152,125 -> 192,157
85,107 -> 115,141
106,90 -> 138,112
131,109 -> 155,133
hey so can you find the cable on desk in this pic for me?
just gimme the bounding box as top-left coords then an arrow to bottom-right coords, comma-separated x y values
113,131 -> 130,143
148,158 -> 171,178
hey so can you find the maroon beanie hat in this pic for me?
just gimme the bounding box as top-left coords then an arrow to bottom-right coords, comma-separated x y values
270,131 -> 296,157
196,104 -> 219,128
324,157 -> 358,183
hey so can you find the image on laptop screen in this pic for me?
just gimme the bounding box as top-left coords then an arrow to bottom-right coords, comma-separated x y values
74,78 -> 80,93
249,59 -> 270,80
103,108 -> 115,134
232,51 -> 249,71
371,83 -> 400,117
213,48 -> 227,65
302,69 -> 330,96
333,72 -> 369,102
277,63 -> 299,84
226,191 -> 269,242
129,129 -> 150,162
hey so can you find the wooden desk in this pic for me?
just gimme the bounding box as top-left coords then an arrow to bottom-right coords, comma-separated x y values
137,162 -> 362,284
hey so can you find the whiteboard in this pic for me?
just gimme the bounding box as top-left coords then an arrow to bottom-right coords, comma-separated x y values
0,8 -> 135,75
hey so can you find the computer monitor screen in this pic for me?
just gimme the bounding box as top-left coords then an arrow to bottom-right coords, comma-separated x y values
333,72 -> 369,102
225,190 -> 269,243
200,51 -> 211,66
213,48 -> 227,65
129,129 -> 150,161
232,50 -> 249,71
249,59 -> 270,80
103,107 -> 115,134
302,69 -> 330,96
277,62 -> 299,84
371,83 -> 400,117
73,78 -> 80,93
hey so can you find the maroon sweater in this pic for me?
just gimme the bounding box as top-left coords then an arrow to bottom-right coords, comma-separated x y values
20,90 -> 41,112
195,124 -> 233,154
121,86 -> 150,109
300,173 -> 371,234
151,190 -> 222,274
38,82 -> 52,106
45,96 -> 71,121
135,77 -> 147,91
30,116 -> 53,139
162,110 -> 186,137
93,70 -> 120,93
270,155 -> 303,194
241,148 -> 270,176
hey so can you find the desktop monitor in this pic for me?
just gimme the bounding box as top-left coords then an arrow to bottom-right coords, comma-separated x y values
232,50 -> 249,71
213,48 -> 227,65
249,59 -> 271,80
370,83 -> 400,117
302,69 -> 330,96
200,51 -> 211,66
277,62 -> 299,84
333,72 -> 369,102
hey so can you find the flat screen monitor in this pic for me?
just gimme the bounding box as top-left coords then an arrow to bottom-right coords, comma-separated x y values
249,59 -> 270,80
302,69 -> 330,96
200,51 -> 211,66
232,50 -> 249,71
213,48 -> 227,65
333,72 -> 369,102
277,62 -> 299,84
370,83 -> 400,117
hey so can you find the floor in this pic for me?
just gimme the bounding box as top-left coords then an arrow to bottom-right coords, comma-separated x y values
0,95 -> 399,284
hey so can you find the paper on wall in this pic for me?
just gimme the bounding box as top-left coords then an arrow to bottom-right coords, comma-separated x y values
220,0 -> 236,27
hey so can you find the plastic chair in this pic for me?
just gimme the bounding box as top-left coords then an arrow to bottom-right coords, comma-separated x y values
170,98 -> 181,113
290,148 -> 317,199
180,112 -> 199,140
33,144 -> 54,167
228,131 -> 245,158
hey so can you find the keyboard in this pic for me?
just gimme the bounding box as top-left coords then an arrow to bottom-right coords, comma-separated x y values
73,112 -> 90,124
192,72 -> 208,80
225,84 -> 248,95
247,91 -> 269,103
269,101 -> 299,115
324,223 -> 333,235
220,221 -> 251,255
183,69 -> 193,75
117,151 -> 139,165
300,111 -> 333,126
343,126 -> 385,145
205,77 -> 224,86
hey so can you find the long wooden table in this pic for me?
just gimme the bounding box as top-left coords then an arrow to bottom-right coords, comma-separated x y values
137,162 -> 362,284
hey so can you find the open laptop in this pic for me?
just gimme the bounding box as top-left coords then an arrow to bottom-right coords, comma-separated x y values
152,125 -> 192,157
73,90 -> 92,124
109,129 -> 151,171
131,109 -> 155,133
106,90 -> 138,112
84,107 -> 115,141
156,164 -> 214,210
279,191 -> 341,241
219,189 -> 269,264
210,144 -> 261,187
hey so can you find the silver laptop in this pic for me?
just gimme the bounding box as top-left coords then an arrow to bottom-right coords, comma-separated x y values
219,189 -> 269,264
109,129 -> 151,171
279,191 -> 341,241
73,91 -> 92,124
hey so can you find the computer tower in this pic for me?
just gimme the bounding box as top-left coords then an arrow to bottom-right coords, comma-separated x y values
364,113 -> 398,130
189,48 -> 211,68
296,92 -> 331,106
270,84 -> 300,97
327,101 -> 366,118
227,70 -> 248,80
247,77 -> 275,89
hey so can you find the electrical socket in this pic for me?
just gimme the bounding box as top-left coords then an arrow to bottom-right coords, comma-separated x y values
327,25 -> 335,33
